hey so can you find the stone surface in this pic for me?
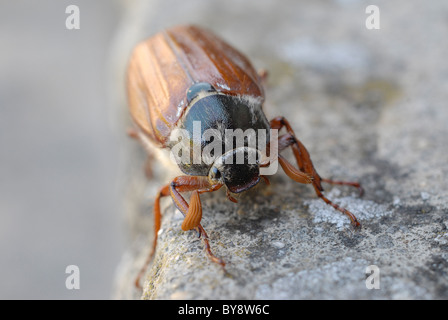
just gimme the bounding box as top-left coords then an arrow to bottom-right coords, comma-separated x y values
112,0 -> 448,299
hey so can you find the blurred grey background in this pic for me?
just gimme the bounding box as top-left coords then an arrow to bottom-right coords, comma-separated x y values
0,0 -> 124,299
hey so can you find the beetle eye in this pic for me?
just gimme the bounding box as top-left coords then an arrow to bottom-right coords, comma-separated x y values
211,167 -> 221,180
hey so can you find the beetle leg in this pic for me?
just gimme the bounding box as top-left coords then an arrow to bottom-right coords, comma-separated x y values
271,116 -> 362,228
143,153 -> 154,179
278,154 -> 314,184
169,176 -> 226,267
196,224 -> 226,268
135,184 -> 170,288
271,117 -> 324,189
321,178 -> 364,197
260,175 -> 271,185
277,130 -> 363,196
226,189 -> 238,203
126,127 -> 139,139
258,69 -> 268,86
180,190 -> 203,231
169,176 -> 222,233
135,177 -> 225,288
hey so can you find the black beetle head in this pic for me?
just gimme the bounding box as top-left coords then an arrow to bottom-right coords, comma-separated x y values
209,147 -> 260,193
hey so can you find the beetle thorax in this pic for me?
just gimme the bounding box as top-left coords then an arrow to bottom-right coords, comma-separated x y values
171,89 -> 270,178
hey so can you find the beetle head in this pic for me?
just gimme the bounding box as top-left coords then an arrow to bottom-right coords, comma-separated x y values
208,147 -> 260,193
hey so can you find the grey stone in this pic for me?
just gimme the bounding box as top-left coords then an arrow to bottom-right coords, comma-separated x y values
111,0 -> 448,299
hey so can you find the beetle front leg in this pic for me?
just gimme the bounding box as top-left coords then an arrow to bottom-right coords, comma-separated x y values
271,116 -> 362,228
135,184 -> 170,288
135,177 -> 225,288
169,176 -> 226,268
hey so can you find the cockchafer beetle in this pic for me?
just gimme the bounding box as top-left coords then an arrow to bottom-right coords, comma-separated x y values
126,25 -> 364,287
